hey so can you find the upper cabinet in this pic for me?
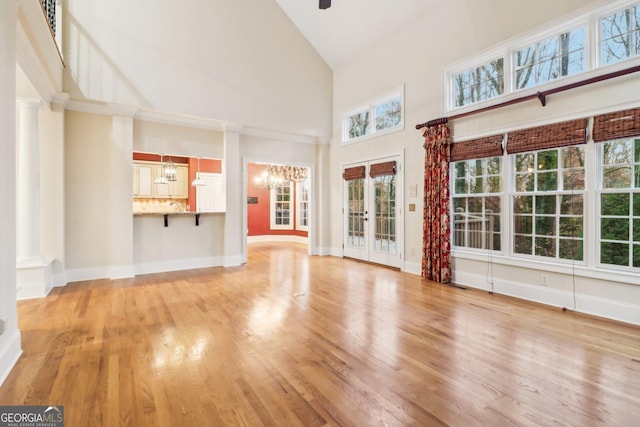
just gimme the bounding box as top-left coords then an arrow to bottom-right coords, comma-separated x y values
133,161 -> 188,199
133,162 -> 153,197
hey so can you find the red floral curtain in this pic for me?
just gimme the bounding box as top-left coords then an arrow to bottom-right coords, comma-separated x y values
422,123 -> 452,283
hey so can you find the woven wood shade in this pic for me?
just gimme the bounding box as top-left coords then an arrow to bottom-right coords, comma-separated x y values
450,135 -> 503,162
369,161 -> 396,178
506,118 -> 587,154
342,165 -> 366,181
593,107 -> 640,142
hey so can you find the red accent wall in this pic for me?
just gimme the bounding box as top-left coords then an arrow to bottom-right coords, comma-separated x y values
247,163 -> 308,237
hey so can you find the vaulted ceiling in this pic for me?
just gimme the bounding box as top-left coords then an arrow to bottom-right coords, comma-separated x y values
274,0 -> 440,70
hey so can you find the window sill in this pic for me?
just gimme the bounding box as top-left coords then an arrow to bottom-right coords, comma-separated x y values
341,124 -> 404,146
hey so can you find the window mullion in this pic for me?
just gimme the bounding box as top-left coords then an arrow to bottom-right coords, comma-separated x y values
586,139 -> 598,267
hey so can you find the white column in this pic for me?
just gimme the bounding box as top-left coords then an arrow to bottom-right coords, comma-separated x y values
223,129 -> 243,266
314,141 -> 330,255
109,109 -> 136,279
16,99 -> 42,263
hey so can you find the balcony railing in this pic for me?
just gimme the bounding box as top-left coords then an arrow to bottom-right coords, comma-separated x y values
40,0 -> 56,35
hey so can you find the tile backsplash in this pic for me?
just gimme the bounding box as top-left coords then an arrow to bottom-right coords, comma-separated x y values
133,199 -> 188,214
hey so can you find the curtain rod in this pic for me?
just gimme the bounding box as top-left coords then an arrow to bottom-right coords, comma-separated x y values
415,64 -> 640,130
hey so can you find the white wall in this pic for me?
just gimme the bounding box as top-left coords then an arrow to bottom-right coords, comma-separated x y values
331,0 -> 640,324
64,110 -> 113,278
133,214 -> 225,275
63,0 -> 333,138
133,120 -> 224,160
0,0 -> 21,387
40,102 -> 66,286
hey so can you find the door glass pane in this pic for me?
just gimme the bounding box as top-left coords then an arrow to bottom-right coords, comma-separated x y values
347,179 -> 365,249
374,175 -> 396,254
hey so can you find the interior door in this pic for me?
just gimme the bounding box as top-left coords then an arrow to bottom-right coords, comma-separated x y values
343,157 -> 402,268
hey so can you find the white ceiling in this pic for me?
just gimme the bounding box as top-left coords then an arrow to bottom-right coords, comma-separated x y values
275,0 -> 440,70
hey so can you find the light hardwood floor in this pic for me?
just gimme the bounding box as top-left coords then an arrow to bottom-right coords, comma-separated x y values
1,242 -> 639,426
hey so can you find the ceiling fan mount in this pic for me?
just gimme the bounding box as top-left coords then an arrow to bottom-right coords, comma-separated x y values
319,0 -> 331,10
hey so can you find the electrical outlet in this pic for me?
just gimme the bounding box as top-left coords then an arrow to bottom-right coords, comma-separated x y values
0,318 -> 6,336
540,274 -> 549,286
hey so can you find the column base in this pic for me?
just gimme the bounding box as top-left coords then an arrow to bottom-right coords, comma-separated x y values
16,257 -> 54,300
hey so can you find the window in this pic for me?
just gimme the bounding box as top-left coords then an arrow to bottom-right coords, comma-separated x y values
346,176 -> 366,248
445,1 -> 640,112
598,138 -> 640,268
452,157 -> 502,250
343,88 -> 404,142
296,179 -> 310,231
453,58 -> 504,108
601,4 -> 640,65
373,174 -> 397,254
346,111 -> 370,139
514,28 -> 586,89
451,109 -> 640,282
512,147 -> 585,260
270,181 -> 293,230
451,135 -> 504,251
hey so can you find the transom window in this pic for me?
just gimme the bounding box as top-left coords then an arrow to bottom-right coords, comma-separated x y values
453,58 -> 504,108
514,28 -> 585,90
342,88 -> 404,143
445,1 -> 640,111
601,3 -> 640,65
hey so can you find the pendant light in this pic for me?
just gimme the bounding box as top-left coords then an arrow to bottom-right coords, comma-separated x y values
154,153 -> 169,184
191,157 -> 206,186
164,157 -> 177,182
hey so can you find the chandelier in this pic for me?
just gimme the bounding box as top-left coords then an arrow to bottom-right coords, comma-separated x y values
255,165 -> 308,190
154,153 -> 177,184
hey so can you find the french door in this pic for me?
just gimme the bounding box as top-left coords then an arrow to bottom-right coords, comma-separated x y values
343,157 -> 402,268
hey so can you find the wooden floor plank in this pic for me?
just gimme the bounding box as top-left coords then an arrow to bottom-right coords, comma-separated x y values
1,242 -> 639,426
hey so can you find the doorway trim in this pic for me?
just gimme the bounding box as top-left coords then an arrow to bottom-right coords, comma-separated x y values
242,157 -> 315,264
341,153 -> 404,269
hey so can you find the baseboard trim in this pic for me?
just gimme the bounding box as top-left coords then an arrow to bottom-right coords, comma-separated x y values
0,330 -> 22,387
135,257 -> 224,276
247,235 -> 308,244
403,260 -> 421,276
110,265 -> 135,280
65,266 -> 111,283
454,270 -> 640,326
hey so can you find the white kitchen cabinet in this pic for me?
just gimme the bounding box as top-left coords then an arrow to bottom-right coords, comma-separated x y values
133,161 -> 189,199
169,165 -> 189,199
133,163 -> 153,197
